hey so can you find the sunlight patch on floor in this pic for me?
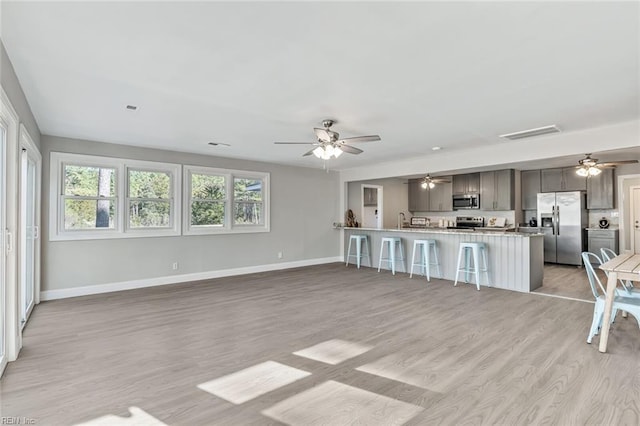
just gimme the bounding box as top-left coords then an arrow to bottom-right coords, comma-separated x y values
73,407 -> 166,426
197,360 -> 311,404
293,339 -> 373,365
261,380 -> 423,425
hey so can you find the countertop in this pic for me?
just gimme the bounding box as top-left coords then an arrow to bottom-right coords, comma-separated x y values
585,227 -> 619,231
342,226 -> 542,237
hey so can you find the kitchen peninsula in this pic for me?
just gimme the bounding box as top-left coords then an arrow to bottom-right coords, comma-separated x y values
344,227 -> 543,293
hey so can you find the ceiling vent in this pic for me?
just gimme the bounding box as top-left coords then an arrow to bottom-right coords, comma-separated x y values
499,125 -> 561,140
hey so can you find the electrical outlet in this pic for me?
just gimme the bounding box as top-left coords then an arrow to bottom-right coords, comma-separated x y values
172,262 -> 179,270
611,211 -> 619,218
277,251 -> 283,259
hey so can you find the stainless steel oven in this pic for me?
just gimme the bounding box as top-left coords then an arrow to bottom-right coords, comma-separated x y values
452,194 -> 479,210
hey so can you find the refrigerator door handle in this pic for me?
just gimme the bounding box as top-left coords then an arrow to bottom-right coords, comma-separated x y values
551,206 -> 555,235
556,206 -> 560,236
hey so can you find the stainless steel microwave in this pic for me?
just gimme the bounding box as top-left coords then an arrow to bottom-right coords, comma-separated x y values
453,194 -> 480,209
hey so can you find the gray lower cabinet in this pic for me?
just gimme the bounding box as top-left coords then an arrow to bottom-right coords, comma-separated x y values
480,169 -> 515,210
429,180 -> 453,211
521,170 -> 541,210
408,179 -> 429,212
541,167 -> 586,192
587,168 -> 615,209
587,229 -> 619,255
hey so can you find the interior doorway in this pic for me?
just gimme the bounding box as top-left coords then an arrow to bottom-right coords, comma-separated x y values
631,186 -> 640,254
361,184 -> 383,229
0,120 -> 7,376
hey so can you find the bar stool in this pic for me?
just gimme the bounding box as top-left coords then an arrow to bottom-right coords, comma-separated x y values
454,242 -> 489,290
378,237 -> 405,275
409,239 -> 441,281
346,234 -> 370,269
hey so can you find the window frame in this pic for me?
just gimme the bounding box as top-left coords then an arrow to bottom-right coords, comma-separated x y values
183,165 -> 270,235
49,153 -> 181,241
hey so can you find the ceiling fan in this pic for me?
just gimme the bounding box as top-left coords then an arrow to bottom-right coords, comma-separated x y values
404,174 -> 451,189
274,119 -> 381,160
575,153 -> 638,177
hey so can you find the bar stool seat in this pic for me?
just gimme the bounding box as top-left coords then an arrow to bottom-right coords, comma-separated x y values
378,237 -> 405,275
346,234 -> 370,269
410,239 -> 441,281
454,242 -> 489,290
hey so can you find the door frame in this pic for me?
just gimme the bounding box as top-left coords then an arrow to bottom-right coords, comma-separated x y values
0,87 -> 20,376
618,174 -> 640,253
19,124 -> 41,328
361,184 -> 383,229
630,185 -> 640,253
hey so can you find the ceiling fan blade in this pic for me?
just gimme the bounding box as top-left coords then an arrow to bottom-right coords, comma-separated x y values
432,179 -> 451,183
598,160 -> 639,167
302,148 -> 316,157
339,144 -> 363,155
338,135 -> 381,143
314,128 -> 339,142
274,142 -> 316,145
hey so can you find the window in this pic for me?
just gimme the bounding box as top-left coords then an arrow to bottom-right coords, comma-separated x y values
184,166 -> 269,235
50,153 -> 181,240
127,169 -> 172,229
63,164 -> 116,230
234,177 -> 263,225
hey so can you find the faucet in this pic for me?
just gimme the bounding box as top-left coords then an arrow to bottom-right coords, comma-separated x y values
398,212 -> 405,229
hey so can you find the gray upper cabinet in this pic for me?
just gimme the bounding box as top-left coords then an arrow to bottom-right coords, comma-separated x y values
521,170 -> 541,210
587,168 -> 615,209
541,167 -> 586,192
452,173 -> 480,194
363,187 -> 377,206
408,179 -> 429,212
429,179 -> 453,212
480,169 -> 515,211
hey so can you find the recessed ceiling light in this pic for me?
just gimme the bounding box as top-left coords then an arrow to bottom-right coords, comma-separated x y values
125,105 -> 138,111
208,142 -> 231,147
432,146 -> 442,151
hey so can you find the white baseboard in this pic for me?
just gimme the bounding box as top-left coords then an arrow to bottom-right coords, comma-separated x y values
40,256 -> 343,301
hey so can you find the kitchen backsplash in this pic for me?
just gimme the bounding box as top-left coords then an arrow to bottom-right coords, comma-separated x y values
409,210 -> 516,226
588,209 -> 619,228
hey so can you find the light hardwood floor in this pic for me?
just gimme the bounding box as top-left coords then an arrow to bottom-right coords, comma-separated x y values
2,263 -> 639,425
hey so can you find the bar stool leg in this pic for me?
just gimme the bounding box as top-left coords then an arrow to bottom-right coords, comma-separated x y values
425,243 -> 431,282
482,246 -> 489,286
356,238 -> 362,269
378,240 -> 384,272
390,241 -> 396,275
346,237 -> 353,266
409,241 -> 417,278
433,243 -> 442,278
398,240 -> 405,273
454,246 -> 463,286
473,248 -> 481,290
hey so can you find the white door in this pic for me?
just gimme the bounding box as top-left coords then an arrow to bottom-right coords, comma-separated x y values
633,187 -> 640,254
20,147 -> 38,327
0,123 -> 7,376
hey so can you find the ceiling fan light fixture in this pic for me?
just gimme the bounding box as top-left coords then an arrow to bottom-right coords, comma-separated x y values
588,166 -> 602,176
333,146 -> 343,158
421,181 -> 428,189
428,181 -> 435,189
576,167 -> 589,177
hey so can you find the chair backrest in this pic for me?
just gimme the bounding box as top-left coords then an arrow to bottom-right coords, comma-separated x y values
582,252 -> 606,299
600,247 -> 617,262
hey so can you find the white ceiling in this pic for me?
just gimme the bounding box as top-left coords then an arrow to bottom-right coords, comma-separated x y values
1,1 -> 639,170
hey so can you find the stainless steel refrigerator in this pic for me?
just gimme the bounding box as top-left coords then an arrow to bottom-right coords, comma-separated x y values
537,191 -> 587,265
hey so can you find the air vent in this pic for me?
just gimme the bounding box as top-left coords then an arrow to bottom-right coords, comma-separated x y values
499,125 -> 561,140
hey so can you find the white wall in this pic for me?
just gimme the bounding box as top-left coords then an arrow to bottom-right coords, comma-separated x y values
41,136 -> 341,294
